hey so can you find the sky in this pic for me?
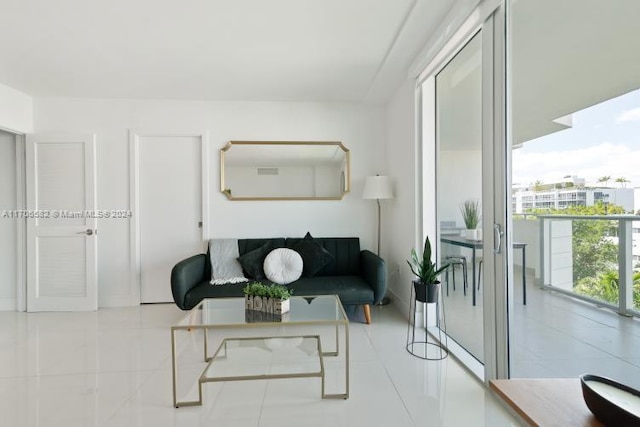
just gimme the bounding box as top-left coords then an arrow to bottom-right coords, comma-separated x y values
512,88 -> 640,188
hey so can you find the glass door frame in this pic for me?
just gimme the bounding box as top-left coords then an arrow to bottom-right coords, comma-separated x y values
415,0 -> 510,383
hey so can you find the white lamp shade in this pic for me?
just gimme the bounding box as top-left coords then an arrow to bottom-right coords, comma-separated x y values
363,175 -> 393,200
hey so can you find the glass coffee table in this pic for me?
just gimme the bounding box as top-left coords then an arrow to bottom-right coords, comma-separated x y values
171,295 -> 349,407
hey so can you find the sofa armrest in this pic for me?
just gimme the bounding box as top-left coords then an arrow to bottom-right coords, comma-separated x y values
171,253 -> 209,310
360,250 -> 387,305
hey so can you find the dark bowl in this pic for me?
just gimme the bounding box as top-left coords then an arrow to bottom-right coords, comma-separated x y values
580,374 -> 640,426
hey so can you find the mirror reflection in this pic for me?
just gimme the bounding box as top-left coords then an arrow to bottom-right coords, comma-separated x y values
436,31 -> 484,364
221,141 -> 350,200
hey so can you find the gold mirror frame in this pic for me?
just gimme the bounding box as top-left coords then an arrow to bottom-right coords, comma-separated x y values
220,141 -> 351,201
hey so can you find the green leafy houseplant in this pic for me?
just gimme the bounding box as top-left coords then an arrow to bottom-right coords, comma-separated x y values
407,237 -> 449,303
460,199 -> 481,229
243,282 -> 293,300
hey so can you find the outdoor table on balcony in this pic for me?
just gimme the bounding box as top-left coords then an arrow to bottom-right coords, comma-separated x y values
440,235 -> 527,306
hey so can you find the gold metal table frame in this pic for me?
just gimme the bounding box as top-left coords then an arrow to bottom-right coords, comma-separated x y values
170,295 -> 349,407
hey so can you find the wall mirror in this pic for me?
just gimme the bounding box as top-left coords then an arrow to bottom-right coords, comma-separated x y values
220,141 -> 350,200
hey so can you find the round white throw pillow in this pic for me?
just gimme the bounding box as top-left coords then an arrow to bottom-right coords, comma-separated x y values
263,248 -> 303,285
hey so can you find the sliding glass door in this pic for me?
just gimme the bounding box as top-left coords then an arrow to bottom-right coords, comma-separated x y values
421,3 -> 510,381
435,31 -> 486,367
421,0 -> 640,383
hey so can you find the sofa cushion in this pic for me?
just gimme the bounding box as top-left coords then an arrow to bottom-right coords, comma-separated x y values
263,248 -> 303,285
292,232 -> 334,277
237,241 -> 275,280
183,275 -> 375,310
238,238 -> 285,256
184,281 -> 245,309
286,237 -> 360,276
288,275 -> 374,305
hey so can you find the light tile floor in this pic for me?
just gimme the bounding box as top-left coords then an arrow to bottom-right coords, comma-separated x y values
0,303 -> 520,427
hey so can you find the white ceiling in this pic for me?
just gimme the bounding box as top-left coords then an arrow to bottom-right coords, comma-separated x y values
511,0 -> 640,145
0,0 -> 456,103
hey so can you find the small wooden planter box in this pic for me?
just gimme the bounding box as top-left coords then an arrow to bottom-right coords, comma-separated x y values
244,295 -> 290,315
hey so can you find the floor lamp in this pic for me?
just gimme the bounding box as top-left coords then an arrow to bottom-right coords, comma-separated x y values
363,175 -> 393,305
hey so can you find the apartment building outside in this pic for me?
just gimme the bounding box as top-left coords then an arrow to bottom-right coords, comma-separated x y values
513,185 -> 635,213
513,184 -> 640,263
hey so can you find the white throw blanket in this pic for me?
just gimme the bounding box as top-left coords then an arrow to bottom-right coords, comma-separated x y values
209,239 -> 249,285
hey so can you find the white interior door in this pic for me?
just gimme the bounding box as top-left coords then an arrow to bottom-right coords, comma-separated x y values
26,134 -> 97,312
137,134 -> 204,303
0,130 -> 18,310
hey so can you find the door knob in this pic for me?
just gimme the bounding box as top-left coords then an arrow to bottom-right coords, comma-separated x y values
76,229 -> 94,235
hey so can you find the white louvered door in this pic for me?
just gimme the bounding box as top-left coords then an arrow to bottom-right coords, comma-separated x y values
26,134 -> 97,311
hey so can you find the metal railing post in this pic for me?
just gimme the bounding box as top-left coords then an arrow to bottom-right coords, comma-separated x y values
618,220 -> 633,316
539,217 -> 549,286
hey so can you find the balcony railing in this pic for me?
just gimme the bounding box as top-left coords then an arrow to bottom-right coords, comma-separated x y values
536,214 -> 640,316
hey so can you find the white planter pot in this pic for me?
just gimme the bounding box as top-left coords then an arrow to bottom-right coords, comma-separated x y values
464,229 -> 481,241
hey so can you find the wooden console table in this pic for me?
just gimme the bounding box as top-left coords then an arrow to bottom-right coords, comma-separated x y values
490,379 -> 603,426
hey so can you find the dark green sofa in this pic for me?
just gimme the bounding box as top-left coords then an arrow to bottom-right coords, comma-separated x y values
170,237 -> 386,323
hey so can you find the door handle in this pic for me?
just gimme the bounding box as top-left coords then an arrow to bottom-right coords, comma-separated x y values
76,229 -> 94,236
493,223 -> 503,254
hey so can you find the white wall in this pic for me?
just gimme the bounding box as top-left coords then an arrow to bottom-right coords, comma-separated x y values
439,150 -> 482,226
33,97 -> 385,307
0,83 -> 33,133
0,131 -> 17,309
384,80 -> 419,315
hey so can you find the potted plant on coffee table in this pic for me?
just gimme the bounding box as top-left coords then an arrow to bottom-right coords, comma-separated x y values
460,199 -> 481,240
243,282 -> 293,314
407,237 -> 449,303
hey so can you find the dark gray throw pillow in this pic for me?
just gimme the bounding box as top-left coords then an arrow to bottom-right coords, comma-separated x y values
293,232 -> 334,277
237,241 -> 274,280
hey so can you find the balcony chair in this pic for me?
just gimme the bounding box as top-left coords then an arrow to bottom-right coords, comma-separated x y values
444,255 -> 468,296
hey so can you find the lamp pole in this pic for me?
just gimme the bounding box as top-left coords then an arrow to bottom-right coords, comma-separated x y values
363,174 -> 393,306
376,198 -> 381,255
